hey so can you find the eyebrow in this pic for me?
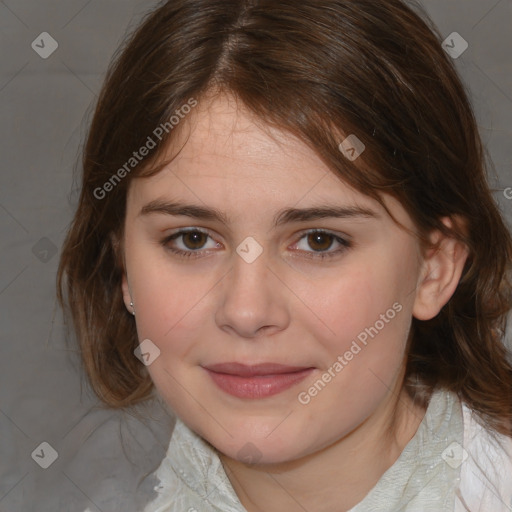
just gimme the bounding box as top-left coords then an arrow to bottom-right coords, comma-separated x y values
138,200 -> 380,228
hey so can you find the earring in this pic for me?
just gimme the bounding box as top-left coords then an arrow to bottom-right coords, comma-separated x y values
130,301 -> 135,316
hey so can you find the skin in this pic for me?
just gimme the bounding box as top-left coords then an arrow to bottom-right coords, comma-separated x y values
120,91 -> 469,511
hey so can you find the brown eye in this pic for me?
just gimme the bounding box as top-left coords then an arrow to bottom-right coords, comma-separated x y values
292,230 -> 352,260
161,228 -> 221,260
307,232 -> 334,251
181,230 -> 208,250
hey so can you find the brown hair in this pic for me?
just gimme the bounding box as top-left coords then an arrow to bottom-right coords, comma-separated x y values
57,0 -> 512,435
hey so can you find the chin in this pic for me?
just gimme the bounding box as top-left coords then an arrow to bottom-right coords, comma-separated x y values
222,440 -> 302,466
205,420 -> 311,465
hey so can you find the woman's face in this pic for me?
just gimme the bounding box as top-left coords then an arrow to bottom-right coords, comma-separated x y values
121,92 -> 427,464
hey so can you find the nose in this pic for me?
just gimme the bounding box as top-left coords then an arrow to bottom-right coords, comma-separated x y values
215,244 -> 290,339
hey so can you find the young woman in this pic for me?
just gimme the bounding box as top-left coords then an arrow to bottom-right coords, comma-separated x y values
58,0 -> 512,510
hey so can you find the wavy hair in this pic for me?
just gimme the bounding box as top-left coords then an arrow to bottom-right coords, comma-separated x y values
57,0 -> 512,435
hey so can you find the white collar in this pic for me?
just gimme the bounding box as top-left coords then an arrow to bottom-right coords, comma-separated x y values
144,390 -> 464,512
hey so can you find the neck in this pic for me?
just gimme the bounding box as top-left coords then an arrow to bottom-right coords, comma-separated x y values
219,388 -> 426,512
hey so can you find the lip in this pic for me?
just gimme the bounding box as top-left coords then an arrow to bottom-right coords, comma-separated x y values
203,362 -> 315,399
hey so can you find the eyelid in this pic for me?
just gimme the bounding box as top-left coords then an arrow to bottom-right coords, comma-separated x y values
290,228 -> 352,256
163,227 -> 349,244
161,227 -> 352,261
294,227 -> 352,243
165,227 -> 221,247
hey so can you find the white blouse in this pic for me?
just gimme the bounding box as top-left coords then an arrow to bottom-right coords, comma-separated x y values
140,389 -> 512,511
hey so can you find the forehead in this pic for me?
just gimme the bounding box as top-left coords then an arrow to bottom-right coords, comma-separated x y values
171,93 -> 327,181
135,93 -> 354,201
127,92 -> 412,231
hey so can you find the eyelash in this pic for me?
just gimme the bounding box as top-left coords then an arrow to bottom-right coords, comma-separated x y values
160,228 -> 352,260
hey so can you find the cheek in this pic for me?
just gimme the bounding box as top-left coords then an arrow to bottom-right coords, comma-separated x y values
309,265 -> 395,346
129,261 -> 215,366
305,260 -> 411,385
132,268 -> 210,406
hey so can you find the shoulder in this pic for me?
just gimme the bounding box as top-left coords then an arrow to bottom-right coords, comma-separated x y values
456,402 -> 512,511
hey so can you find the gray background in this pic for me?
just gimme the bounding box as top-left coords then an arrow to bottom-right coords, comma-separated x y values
0,1 -> 511,511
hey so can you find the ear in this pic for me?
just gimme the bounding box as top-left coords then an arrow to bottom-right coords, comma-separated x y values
121,273 -> 134,314
412,216 -> 469,321
111,232 -> 134,314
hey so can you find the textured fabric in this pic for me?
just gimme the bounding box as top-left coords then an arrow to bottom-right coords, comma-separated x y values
455,405 -> 512,511
349,389 -> 462,511
142,390 -> 512,511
